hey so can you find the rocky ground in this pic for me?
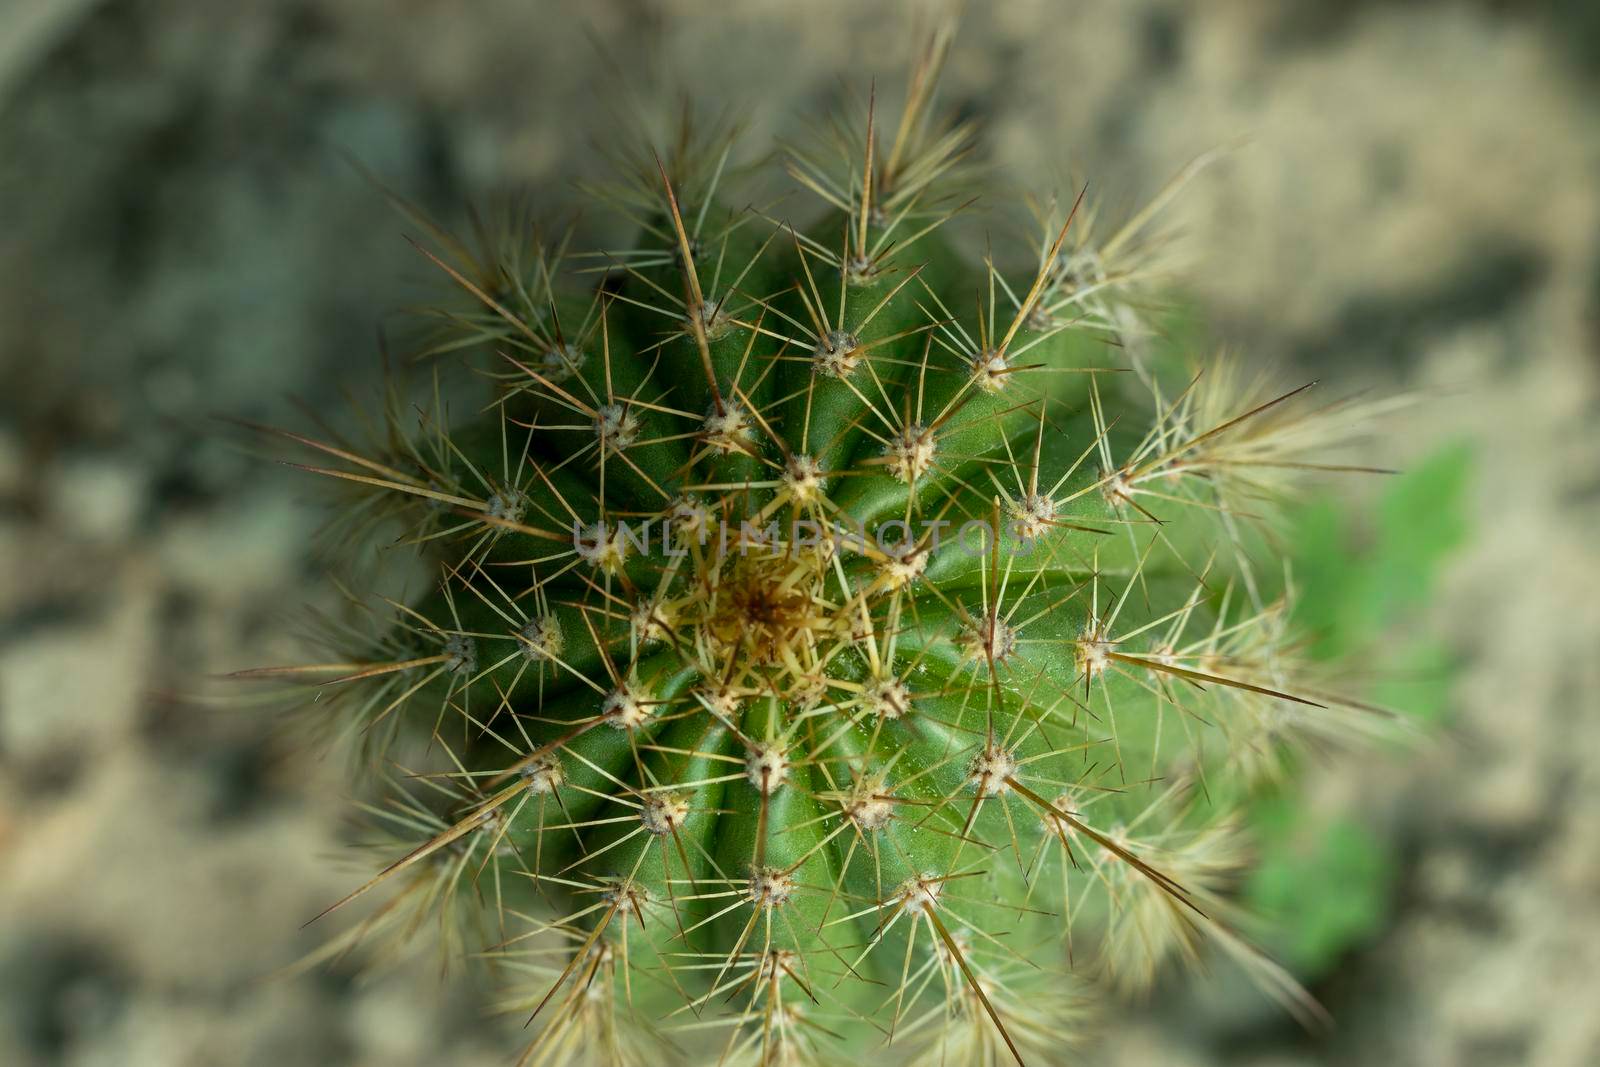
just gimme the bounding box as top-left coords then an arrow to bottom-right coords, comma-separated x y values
2,2 -> 1598,1065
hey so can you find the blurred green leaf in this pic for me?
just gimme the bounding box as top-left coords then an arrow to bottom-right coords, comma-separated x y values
1248,799 -> 1393,969
1373,638 -> 1456,725
1291,440 -> 1473,662
1248,440 -> 1472,973
1285,497 -> 1368,661
1372,441 -> 1473,623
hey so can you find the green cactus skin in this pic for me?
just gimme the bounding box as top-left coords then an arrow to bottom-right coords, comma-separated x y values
251,28 -> 1393,1067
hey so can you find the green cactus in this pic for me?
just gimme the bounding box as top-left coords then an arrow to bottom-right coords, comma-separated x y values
247,28 -> 1404,1067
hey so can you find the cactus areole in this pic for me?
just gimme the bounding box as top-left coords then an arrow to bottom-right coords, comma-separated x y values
256,28 -> 1385,1067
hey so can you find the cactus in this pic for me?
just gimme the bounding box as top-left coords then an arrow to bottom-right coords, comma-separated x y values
247,27 -> 1401,1067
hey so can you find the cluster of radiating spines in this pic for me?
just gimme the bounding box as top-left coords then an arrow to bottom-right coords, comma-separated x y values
277,766 -> 518,979
1008,146 -> 1230,349
244,29 -> 1400,1067
889,925 -> 1089,1067
342,149 -> 591,377
781,20 -> 977,285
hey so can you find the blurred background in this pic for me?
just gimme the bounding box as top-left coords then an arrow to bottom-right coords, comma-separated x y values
1,1 -> 1597,1064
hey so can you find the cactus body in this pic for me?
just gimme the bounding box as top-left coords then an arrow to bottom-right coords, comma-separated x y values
259,32 -> 1386,1067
